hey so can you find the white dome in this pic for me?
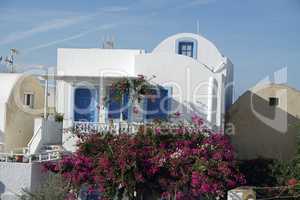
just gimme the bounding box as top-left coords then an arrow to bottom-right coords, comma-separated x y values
152,33 -> 225,71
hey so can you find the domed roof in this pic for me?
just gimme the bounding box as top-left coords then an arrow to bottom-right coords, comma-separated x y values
0,73 -> 23,104
152,33 -> 226,70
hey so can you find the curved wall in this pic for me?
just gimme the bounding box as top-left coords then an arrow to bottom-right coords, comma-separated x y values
4,76 -> 44,152
152,33 -> 225,71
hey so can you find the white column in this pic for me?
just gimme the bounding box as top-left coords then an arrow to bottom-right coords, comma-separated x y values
99,83 -> 107,123
207,77 -> 214,123
43,79 -> 48,119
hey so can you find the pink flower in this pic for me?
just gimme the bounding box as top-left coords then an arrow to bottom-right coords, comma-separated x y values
175,191 -> 184,200
43,117 -> 244,199
99,156 -> 111,169
133,106 -> 139,114
212,152 -> 223,160
227,179 -> 236,188
137,74 -> 145,80
200,183 -> 211,193
174,111 -> 181,117
288,178 -> 298,187
155,127 -> 161,135
191,115 -> 204,127
191,171 -> 200,186
65,192 -> 77,200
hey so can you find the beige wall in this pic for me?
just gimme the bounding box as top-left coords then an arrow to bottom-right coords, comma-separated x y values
4,76 -> 44,152
226,84 -> 300,161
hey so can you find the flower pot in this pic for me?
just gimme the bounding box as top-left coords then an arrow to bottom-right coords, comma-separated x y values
15,155 -> 23,162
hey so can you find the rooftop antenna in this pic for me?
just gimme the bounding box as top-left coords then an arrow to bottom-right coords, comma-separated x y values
102,33 -> 115,49
0,48 -> 18,73
196,20 -> 200,35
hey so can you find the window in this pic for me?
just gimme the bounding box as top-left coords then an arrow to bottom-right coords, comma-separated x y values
108,89 -> 130,120
178,42 -> 194,57
269,97 -> 279,106
145,88 -> 171,120
24,92 -> 34,108
74,88 -> 99,122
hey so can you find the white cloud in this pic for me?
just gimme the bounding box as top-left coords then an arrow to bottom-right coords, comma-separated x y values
0,14 -> 98,45
188,0 -> 217,6
174,0 -> 217,9
0,6 -> 128,46
24,24 -> 116,53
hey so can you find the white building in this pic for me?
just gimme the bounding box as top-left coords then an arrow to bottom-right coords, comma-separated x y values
0,33 -> 234,199
56,33 -> 234,151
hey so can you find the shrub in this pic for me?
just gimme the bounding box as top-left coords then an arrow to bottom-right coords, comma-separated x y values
238,129 -> 300,199
19,173 -> 72,200
44,116 -> 245,200
238,158 -> 277,187
54,113 -> 64,122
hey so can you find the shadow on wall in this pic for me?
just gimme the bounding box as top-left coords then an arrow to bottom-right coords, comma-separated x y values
169,98 -> 219,131
0,181 -> 5,196
0,130 -> 4,152
226,91 -> 300,161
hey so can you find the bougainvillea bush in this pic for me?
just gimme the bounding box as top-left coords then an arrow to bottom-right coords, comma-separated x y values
44,116 -> 245,200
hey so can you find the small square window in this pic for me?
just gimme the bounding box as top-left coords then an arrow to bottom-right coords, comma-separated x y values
178,42 -> 194,58
24,93 -> 34,108
269,97 -> 279,106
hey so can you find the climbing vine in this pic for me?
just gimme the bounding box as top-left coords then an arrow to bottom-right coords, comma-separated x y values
103,74 -> 156,104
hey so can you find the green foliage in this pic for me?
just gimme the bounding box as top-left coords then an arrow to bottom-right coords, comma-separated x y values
238,158 -> 277,186
271,125 -> 300,185
239,124 -> 300,199
19,173 -> 71,200
54,113 -> 64,122
104,75 -> 154,104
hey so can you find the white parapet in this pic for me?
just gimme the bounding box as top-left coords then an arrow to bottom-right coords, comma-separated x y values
0,162 -> 46,200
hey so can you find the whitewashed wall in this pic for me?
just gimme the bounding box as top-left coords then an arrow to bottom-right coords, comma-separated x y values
135,53 -> 213,120
152,33 -> 225,71
57,48 -> 143,77
0,104 -> 6,151
42,117 -> 63,145
56,33 -> 233,142
0,162 -> 46,200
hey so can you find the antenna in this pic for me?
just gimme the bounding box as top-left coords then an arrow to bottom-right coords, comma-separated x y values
0,48 -> 18,73
196,20 -> 200,35
102,33 -> 115,49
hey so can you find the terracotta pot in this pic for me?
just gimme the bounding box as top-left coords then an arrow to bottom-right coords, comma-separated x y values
15,155 -> 23,162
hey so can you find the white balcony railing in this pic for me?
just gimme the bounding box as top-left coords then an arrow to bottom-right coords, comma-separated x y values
73,121 -> 143,134
72,121 -> 210,135
0,151 -> 61,163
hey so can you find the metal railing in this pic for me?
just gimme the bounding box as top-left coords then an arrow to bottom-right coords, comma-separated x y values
26,125 -> 42,154
0,151 -> 61,163
73,121 -> 143,134
72,121 -> 210,135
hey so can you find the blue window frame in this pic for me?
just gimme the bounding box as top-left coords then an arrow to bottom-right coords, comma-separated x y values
108,89 -> 130,120
178,42 -> 194,58
108,90 -> 121,119
145,88 -> 171,120
122,91 -> 130,120
74,88 -> 99,122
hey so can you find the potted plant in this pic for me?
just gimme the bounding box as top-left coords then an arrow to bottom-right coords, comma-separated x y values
15,155 -> 23,162
55,113 -> 64,122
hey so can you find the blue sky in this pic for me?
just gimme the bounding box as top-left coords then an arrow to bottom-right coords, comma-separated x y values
0,0 -> 299,97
